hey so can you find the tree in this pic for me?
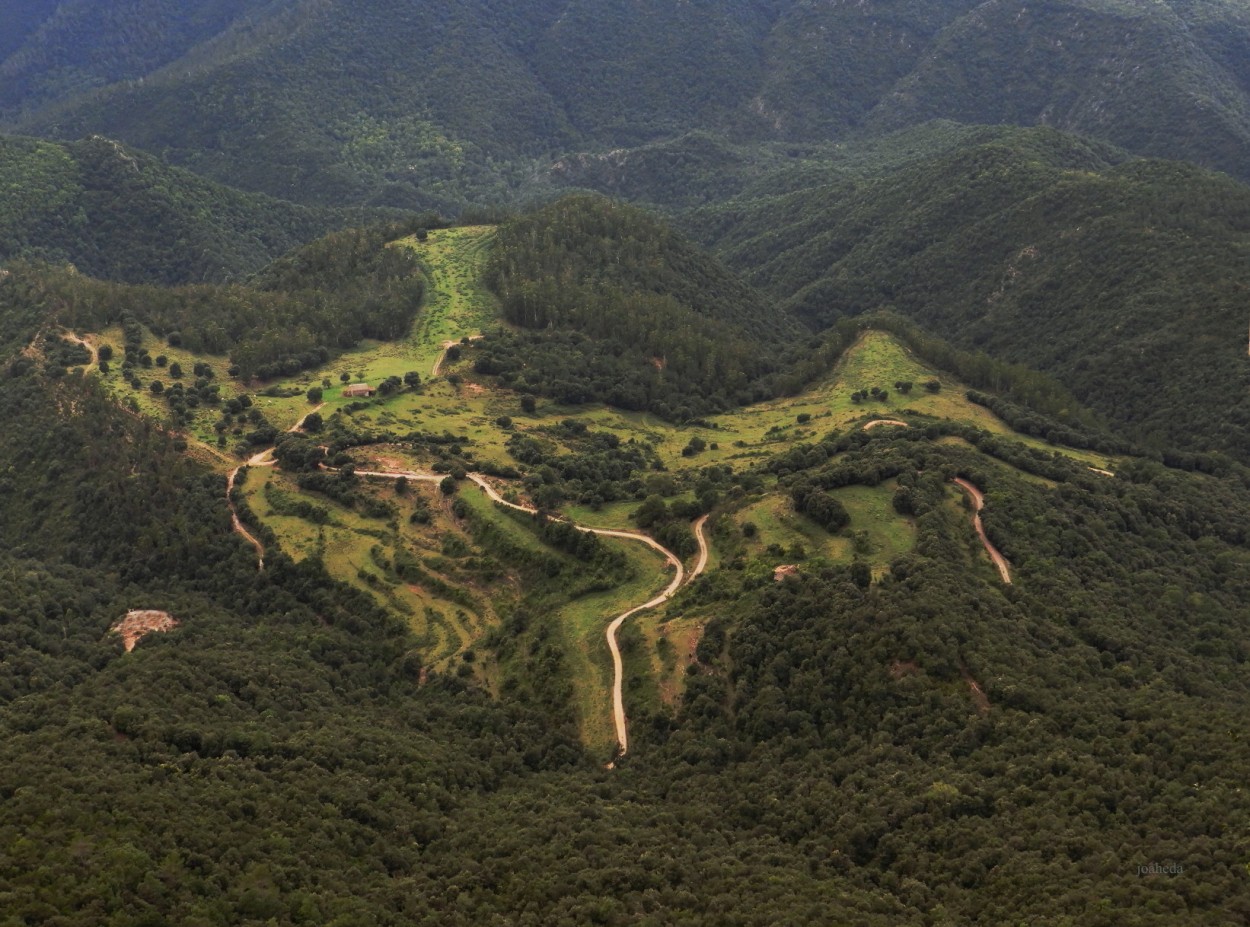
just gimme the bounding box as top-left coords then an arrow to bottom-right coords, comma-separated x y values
340,371 -> 351,383
307,386 -> 323,403
97,344 -> 114,362
520,395 -> 537,414
169,362 -> 183,379
150,380 -> 164,394
403,371 -> 421,388
302,412 -> 323,433
439,476 -> 458,495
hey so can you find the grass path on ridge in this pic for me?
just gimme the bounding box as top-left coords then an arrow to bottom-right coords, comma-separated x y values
400,226 -> 500,374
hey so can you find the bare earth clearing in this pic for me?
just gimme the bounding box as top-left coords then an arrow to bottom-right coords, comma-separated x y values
111,610 -> 178,652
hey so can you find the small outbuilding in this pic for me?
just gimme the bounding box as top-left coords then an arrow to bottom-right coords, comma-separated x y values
343,383 -> 375,398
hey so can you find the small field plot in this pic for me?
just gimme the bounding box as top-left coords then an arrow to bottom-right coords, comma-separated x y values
243,466 -> 494,669
832,482 -> 917,573
398,225 -> 501,374
732,494 -> 853,564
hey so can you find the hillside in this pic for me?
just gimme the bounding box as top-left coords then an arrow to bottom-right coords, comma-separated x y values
0,133 -> 390,284
6,0 -> 1250,207
480,195 -> 812,418
5,228 -> 1250,918
698,126 -> 1250,461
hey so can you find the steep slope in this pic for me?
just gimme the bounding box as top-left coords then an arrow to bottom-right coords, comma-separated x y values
864,0 -> 1250,179
700,126 -> 1250,460
0,133 -> 387,284
7,0 -> 1250,207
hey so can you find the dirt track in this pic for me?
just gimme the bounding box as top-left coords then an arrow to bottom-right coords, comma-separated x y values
952,478 -> 1012,584
863,419 -> 909,430
431,334 -> 484,377
457,474 -> 710,758
227,465 -> 267,570
62,331 -> 99,365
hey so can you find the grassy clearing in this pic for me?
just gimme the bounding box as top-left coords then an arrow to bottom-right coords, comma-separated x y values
397,225 -> 501,374
70,226 -> 1132,746
833,482 -> 917,574
732,494 -> 851,564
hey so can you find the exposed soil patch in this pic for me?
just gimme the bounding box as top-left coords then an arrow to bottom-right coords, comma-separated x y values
889,659 -> 922,680
962,665 -> 991,715
112,610 -> 178,652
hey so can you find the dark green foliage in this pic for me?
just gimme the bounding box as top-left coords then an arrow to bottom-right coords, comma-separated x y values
480,195 -> 809,417
2,221 -> 424,380
0,133 -> 385,284
705,126 -> 1250,459
9,0 -> 1250,210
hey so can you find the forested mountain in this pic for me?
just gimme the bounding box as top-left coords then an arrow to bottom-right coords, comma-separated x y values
477,195 -> 820,418
6,2 -> 1250,922
697,125 -> 1250,460
0,133 -> 385,284
6,0 -> 1250,208
5,288 -> 1250,920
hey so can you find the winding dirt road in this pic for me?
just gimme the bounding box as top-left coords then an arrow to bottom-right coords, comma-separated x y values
952,478 -> 1012,584
224,404 -> 323,568
461,473 -> 710,757
227,465 -> 267,570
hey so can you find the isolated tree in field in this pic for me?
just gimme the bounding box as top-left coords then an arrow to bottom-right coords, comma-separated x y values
340,371 -> 351,383
169,362 -> 183,379
447,345 -> 462,362
307,386 -> 323,403
150,380 -> 164,394
394,476 -> 409,496
520,395 -> 537,414
97,344 -> 114,362
403,371 -> 421,388
439,476 -> 458,495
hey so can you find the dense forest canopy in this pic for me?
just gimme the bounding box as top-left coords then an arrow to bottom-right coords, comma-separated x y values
696,125 -> 1250,461
5,0 -> 1250,208
0,133 -> 390,285
3,2 -> 1250,923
